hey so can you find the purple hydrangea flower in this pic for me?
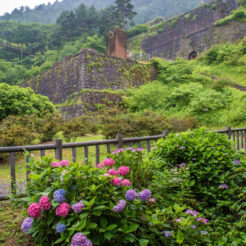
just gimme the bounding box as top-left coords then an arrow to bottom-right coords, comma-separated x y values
200,230 -> 208,235
233,159 -> 240,164
191,210 -> 198,217
72,202 -> 85,213
192,225 -> 197,229
186,209 -> 192,214
21,217 -> 33,233
163,231 -> 172,237
112,149 -> 124,154
219,184 -> 229,189
53,189 -> 66,203
138,189 -> 151,201
56,223 -> 66,233
179,163 -> 186,168
125,190 -> 137,201
85,239 -> 93,246
132,148 -> 143,152
125,147 -> 133,151
71,233 -> 92,246
113,200 -> 126,213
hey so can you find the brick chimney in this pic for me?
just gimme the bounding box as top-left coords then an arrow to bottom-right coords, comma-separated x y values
108,28 -> 127,59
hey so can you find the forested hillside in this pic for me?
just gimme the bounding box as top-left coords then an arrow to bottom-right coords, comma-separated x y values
0,2 -> 120,85
0,0 -> 209,24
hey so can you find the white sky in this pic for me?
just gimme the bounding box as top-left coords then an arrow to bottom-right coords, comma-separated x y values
0,0 -> 58,16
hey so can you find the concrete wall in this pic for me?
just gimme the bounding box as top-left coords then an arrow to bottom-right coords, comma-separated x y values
141,0 -> 244,59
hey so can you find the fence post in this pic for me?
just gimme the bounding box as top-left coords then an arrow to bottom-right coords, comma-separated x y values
10,152 -> 16,195
226,126 -> 231,140
162,130 -> 168,139
116,134 -> 123,149
55,139 -> 63,161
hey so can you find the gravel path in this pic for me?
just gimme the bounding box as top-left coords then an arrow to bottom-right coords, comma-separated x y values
0,182 -> 26,198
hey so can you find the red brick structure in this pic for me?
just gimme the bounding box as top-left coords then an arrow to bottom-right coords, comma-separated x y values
108,28 -> 127,59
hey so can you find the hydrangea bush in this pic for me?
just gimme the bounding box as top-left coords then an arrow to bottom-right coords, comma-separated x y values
22,157 -> 167,245
21,129 -> 246,245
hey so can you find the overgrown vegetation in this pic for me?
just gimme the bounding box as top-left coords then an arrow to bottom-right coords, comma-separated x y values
124,38 -> 246,127
215,6 -> 246,26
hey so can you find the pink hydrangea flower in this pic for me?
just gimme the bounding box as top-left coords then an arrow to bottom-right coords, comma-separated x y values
28,203 -> 41,218
103,173 -> 111,178
59,160 -> 70,166
176,219 -> 181,222
122,179 -> 131,186
97,163 -> 104,168
149,198 -> 156,203
51,162 -> 60,167
103,158 -> 115,166
108,169 -> 117,176
56,203 -> 70,217
39,196 -> 51,210
118,166 -> 130,176
111,177 -> 122,186
197,217 -> 209,224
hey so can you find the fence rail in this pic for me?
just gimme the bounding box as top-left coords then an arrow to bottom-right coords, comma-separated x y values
0,127 -> 245,200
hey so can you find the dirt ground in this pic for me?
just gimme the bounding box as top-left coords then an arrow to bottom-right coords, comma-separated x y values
0,201 -> 33,246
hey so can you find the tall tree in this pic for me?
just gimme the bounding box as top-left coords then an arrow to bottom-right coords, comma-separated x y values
114,0 -> 137,29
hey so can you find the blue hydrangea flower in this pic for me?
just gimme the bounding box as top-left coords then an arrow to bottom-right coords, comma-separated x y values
163,231 -> 172,237
125,190 -> 137,201
56,223 -> 66,233
57,189 -> 66,196
53,189 -> 66,203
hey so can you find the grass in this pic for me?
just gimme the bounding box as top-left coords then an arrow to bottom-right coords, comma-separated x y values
0,200 -> 33,246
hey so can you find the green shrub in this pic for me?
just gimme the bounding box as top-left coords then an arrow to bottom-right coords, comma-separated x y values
100,111 -> 171,139
62,117 -> 89,142
240,0 -> 246,7
0,115 -> 37,146
0,83 -> 55,121
149,128 -> 240,207
33,112 -> 63,142
127,24 -> 149,38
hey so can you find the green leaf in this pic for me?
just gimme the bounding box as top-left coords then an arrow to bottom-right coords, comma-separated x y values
104,231 -> 113,241
92,210 -> 102,216
106,224 -> 118,231
173,203 -> 182,213
53,237 -> 65,245
100,217 -> 108,228
87,196 -> 96,209
124,223 -> 139,233
176,229 -> 184,245
139,239 -> 149,246
87,222 -> 97,230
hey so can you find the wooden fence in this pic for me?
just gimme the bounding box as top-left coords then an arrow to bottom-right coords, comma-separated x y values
0,126 -> 245,199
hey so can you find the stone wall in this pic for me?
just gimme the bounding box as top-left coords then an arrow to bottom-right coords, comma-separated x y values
58,90 -> 123,119
141,0 -> 244,59
23,49 -> 154,105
